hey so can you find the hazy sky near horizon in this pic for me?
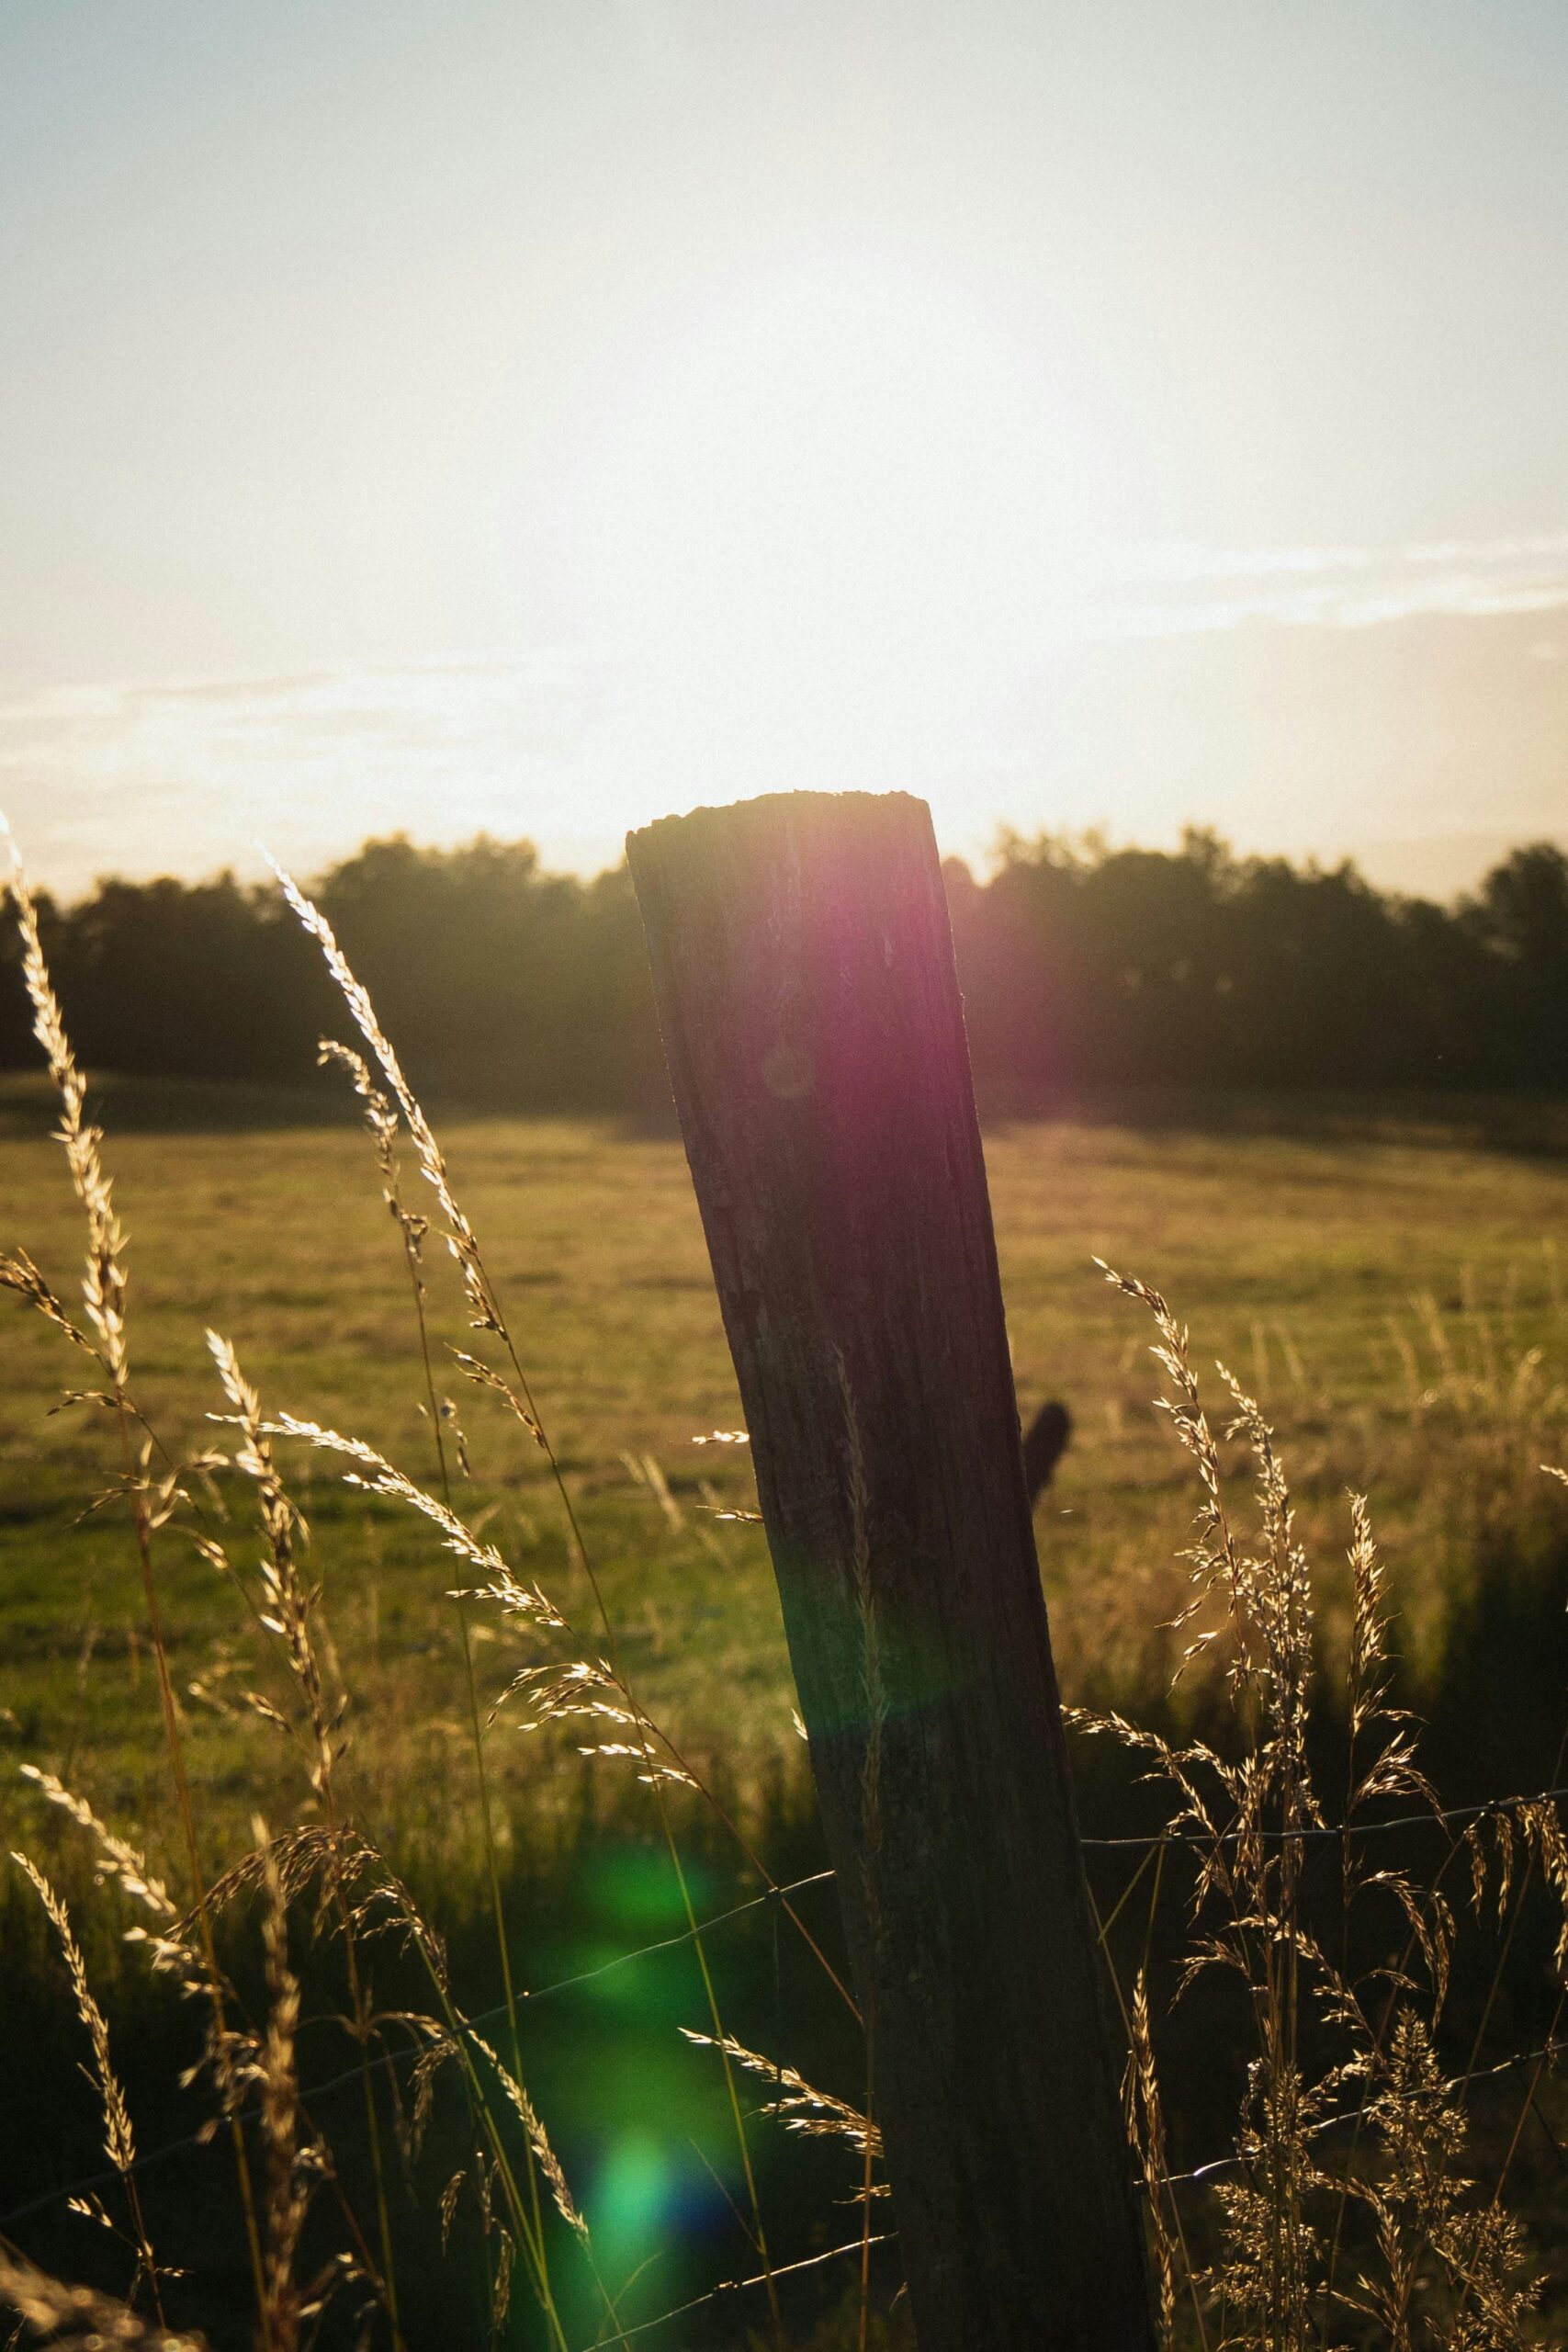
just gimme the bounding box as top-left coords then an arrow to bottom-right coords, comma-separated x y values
4,1 -> 1567,898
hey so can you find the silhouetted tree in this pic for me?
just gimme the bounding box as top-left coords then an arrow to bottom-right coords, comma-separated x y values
3,829 -> 1563,1108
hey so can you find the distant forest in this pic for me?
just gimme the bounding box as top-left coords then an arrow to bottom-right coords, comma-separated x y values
5,829 -> 1566,1109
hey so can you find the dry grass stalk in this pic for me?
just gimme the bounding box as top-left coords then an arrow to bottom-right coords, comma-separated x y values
194,1357 -> 412,2345
20,1766 -> 176,1919
254,1417 -> 561,1632
6,854 -> 127,1383
12,1854 -> 137,2177
0,1245 -> 99,1357
1341,2009 -> 1533,2350
207,1340 -> 344,1806
1085,1265 -> 1540,2350
12,1853 -> 163,2318
276,871 -> 793,2339
18,1766 -> 267,2138
3,842 -> 793,2346
274,850 -> 684,2190
258,1410 -> 704,1802
1125,1970 -> 1178,2340
0,2245 -> 207,2349
199,1817 -> 583,2347
269,865 -> 513,1366
254,1826 -> 310,2352
465,2030 -> 588,2246
319,1029 -> 544,2325
679,2031 -> 883,2172
2,855 -> 271,2324
18,1787 -> 388,2336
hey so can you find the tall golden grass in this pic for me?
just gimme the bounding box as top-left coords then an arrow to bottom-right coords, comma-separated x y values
1081,1265 -> 1562,2348
1,844 -> 1564,2348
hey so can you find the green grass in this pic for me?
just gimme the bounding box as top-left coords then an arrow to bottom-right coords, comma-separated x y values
3,1081 -> 1566,1888
5,1080 -> 1568,2347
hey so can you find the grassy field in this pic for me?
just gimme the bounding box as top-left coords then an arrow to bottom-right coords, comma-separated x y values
3,1080 -> 1566,1880
5,1078 -> 1568,2344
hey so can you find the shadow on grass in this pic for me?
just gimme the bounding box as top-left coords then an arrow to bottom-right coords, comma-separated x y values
0,1070 -> 356,1136
977,1082 -> 1568,1162
6,1069 -> 1562,1154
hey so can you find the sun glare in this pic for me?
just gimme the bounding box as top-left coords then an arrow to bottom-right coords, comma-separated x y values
562,248 -> 1132,659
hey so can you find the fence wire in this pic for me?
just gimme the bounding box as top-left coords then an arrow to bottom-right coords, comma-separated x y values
7,1781 -> 1568,2330
0,1866 -> 841,2233
583,2032 -> 1568,2347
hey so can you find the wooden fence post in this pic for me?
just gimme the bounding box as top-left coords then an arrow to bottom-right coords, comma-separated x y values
627,791 -> 1156,2351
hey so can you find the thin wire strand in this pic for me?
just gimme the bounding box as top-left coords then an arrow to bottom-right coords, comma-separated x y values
0,1869 -> 837,2231
1167,2036 -> 1568,2188
355,2028 -> 1568,2352
9,1781 -> 1568,2238
1075,1783 -> 1568,1852
592,2228 -> 897,2346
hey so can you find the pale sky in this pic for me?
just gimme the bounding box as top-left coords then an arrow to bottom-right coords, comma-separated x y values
3,1 -> 1566,899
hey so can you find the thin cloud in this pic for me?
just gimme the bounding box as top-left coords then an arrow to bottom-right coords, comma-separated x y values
5,556 -> 1567,901
1094,531 -> 1568,639
0,653 -> 606,897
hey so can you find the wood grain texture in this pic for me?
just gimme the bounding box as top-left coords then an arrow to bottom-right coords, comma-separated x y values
627,791 -> 1155,2351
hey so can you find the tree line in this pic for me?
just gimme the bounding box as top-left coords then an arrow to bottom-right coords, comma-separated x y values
4,828 -> 1564,1111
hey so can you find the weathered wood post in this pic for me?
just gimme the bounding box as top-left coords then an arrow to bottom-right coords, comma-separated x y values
627,791 -> 1155,2351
